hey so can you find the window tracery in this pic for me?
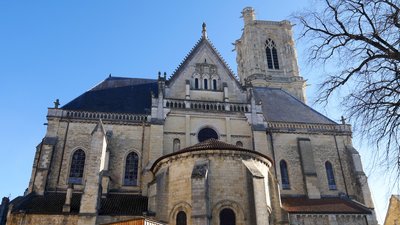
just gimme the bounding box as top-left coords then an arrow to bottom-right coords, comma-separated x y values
265,38 -> 279,70
124,152 -> 139,186
69,149 -> 85,184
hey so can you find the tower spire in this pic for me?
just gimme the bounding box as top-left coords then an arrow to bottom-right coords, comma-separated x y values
202,22 -> 207,39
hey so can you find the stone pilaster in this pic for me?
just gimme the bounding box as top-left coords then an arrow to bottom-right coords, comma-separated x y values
31,137 -> 57,195
298,138 -> 321,199
191,161 -> 210,225
78,120 -> 107,225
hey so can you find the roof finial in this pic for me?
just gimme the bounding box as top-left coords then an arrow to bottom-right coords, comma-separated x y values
202,22 -> 207,39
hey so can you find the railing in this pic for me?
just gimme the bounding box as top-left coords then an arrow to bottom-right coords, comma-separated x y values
165,99 -> 250,113
267,121 -> 352,133
63,110 -> 148,122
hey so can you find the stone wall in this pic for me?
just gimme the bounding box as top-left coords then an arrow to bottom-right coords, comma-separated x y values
151,149 -> 272,225
7,214 -> 79,225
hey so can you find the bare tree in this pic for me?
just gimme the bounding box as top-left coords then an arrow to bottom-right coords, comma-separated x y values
294,0 -> 400,176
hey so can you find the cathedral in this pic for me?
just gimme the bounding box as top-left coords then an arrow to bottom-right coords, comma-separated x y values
1,7 -> 378,225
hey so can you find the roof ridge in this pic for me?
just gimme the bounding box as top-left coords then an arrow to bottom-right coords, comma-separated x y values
169,37 -> 203,82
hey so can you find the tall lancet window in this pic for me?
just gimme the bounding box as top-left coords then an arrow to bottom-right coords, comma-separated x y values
176,211 -> 187,225
124,152 -> 139,186
325,161 -> 337,190
69,149 -> 85,184
280,160 -> 290,189
265,38 -> 279,69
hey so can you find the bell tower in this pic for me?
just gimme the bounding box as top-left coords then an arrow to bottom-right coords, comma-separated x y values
235,7 -> 306,102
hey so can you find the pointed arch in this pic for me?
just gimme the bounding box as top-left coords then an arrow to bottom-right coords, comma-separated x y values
124,152 -> 139,186
325,161 -> 337,190
265,38 -> 279,70
280,160 -> 290,189
69,149 -> 86,184
176,211 -> 187,225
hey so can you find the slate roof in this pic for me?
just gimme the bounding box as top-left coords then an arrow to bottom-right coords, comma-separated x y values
61,77 -> 335,125
253,87 -> 336,124
11,192 -> 81,214
151,139 -> 273,172
180,138 -> 248,151
282,197 -> 372,214
99,194 -> 148,216
62,77 -> 158,114
11,192 -> 147,216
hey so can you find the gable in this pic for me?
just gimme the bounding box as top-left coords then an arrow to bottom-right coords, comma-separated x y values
165,37 -> 246,102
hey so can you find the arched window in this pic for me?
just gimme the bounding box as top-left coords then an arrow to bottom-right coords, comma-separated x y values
198,127 -> 218,142
124,152 -> 139,186
173,138 -> 181,152
265,39 -> 279,70
236,141 -> 243,147
194,78 -> 199,89
212,79 -> 217,90
325,161 -> 337,190
176,211 -> 187,225
69,149 -> 85,184
220,208 -> 235,225
280,160 -> 290,189
204,79 -> 208,90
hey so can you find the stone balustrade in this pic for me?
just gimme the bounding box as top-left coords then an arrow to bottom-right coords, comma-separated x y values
165,99 -> 250,113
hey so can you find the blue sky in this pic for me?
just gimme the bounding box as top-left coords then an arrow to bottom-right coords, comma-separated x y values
0,1 -> 392,223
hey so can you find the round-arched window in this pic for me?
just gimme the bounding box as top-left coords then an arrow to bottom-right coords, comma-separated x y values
220,208 -> 236,225
198,127 -> 218,142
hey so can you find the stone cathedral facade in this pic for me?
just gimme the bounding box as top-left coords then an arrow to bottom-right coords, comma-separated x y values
3,7 -> 378,225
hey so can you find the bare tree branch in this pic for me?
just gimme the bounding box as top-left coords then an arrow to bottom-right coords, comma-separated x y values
294,0 -> 400,174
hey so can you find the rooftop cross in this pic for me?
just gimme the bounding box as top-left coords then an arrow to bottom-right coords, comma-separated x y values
340,116 -> 346,125
54,99 -> 60,109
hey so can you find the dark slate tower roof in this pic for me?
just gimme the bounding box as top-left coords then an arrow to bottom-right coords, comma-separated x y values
62,77 -> 158,114
253,87 -> 336,124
